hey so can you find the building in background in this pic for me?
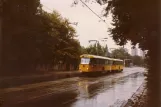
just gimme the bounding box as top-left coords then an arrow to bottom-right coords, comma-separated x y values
140,50 -> 146,58
131,47 -> 138,56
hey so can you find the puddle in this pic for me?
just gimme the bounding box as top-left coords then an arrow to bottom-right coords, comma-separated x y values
71,72 -> 145,107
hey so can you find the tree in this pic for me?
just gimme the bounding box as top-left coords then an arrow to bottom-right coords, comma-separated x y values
43,11 -> 80,65
111,47 -> 131,60
132,55 -> 144,66
84,43 -> 107,56
2,1 -> 81,74
80,46 -> 88,54
2,0 -> 42,72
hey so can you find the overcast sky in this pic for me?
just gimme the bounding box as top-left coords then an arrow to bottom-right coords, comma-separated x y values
40,0 -> 136,54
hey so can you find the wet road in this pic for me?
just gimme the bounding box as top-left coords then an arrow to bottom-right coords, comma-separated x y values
0,67 -> 145,107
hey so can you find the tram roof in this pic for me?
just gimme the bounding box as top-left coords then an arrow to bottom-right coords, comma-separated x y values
80,54 -> 123,61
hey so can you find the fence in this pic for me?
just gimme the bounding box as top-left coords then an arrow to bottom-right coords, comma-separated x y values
36,63 -> 78,72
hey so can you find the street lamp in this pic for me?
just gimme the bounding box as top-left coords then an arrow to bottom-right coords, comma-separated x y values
68,22 -> 78,26
65,20 -> 78,27
110,48 -> 116,52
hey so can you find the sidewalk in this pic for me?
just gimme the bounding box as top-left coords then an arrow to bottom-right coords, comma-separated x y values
0,71 -> 80,88
121,80 -> 148,107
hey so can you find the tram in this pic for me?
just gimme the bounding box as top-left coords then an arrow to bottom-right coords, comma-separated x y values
79,54 -> 124,73
124,59 -> 133,67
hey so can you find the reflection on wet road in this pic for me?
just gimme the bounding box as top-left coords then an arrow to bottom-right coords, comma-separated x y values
0,67 -> 145,107
73,72 -> 144,107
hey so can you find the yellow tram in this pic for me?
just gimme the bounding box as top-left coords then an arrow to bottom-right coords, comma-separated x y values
79,54 -> 124,73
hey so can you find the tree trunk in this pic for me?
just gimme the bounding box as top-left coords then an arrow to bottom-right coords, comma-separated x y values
147,37 -> 160,107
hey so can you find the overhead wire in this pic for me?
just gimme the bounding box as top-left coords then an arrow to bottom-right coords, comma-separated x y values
43,1 -> 107,25
43,2 -> 109,47
79,0 -> 107,24
42,4 -> 53,12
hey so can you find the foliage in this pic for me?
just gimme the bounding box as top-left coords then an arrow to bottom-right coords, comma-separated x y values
41,11 -> 81,65
131,55 -> 144,66
2,0 -> 81,73
82,43 -> 107,56
110,47 -> 131,60
111,48 -> 144,66
80,46 -> 88,54
2,0 -> 42,72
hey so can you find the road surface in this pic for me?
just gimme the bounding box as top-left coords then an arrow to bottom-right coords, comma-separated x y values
0,67 -> 145,107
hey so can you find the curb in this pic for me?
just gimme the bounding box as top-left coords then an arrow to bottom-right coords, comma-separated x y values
0,72 -> 80,88
121,80 -> 147,107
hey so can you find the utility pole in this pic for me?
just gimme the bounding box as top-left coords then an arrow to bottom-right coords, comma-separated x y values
0,17 -> 2,71
96,41 -> 98,55
101,38 -> 108,56
0,1 -> 3,71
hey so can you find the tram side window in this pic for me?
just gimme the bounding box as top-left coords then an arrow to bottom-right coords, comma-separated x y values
99,59 -> 105,65
118,61 -> 121,65
96,59 -> 98,64
90,58 -> 97,65
103,59 -> 105,65
97,59 -> 101,65
117,61 -> 120,65
121,61 -> 124,65
93,59 -> 101,65
99,59 -> 102,65
116,61 -> 119,65
114,61 -> 120,65
109,60 -> 113,65
93,59 -> 100,65
113,61 -> 116,65
116,61 -> 123,65
90,59 -> 106,65
105,60 -> 109,65
97,59 -> 100,65
119,61 -> 122,65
